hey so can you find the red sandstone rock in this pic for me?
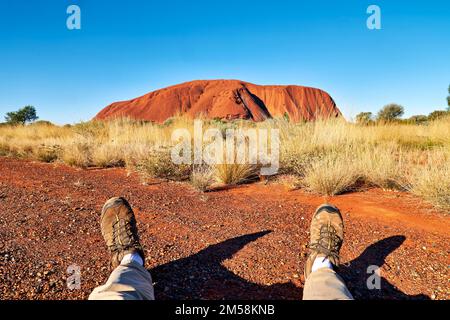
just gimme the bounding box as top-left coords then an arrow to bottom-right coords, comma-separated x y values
94,80 -> 341,123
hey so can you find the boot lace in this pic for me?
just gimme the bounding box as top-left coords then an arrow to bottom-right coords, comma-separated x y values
308,222 -> 342,263
109,219 -> 139,253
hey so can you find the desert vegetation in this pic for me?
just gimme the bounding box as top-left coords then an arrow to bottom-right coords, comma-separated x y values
4,105 -> 38,125
0,114 -> 449,211
356,102 -> 450,125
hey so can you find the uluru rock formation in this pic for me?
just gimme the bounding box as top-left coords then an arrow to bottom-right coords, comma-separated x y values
94,80 -> 341,123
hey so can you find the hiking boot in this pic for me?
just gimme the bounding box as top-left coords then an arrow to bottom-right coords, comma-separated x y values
304,204 -> 344,279
100,197 -> 144,269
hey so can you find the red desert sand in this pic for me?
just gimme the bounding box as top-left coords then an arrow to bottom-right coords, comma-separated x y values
0,158 -> 448,300
94,80 -> 341,122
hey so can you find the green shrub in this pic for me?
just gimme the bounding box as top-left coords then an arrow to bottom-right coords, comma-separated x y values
377,104 -> 404,122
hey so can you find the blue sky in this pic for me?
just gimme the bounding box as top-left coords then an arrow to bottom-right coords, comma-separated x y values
0,0 -> 449,124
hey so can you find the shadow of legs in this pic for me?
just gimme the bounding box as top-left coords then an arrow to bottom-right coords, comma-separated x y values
150,231 -> 302,300
150,234 -> 428,300
339,235 -> 430,300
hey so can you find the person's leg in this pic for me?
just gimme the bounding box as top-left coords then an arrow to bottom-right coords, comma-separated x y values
303,263 -> 353,300
89,259 -> 154,300
302,204 -> 353,300
89,197 -> 154,300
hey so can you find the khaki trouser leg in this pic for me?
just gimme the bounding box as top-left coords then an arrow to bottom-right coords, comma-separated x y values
89,261 -> 155,300
303,268 -> 354,300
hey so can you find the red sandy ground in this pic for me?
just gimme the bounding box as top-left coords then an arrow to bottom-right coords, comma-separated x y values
0,157 -> 448,300
94,80 -> 341,123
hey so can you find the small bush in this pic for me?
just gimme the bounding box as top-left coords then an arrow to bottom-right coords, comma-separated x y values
409,152 -> 450,210
31,120 -> 55,127
280,147 -> 324,177
428,110 -> 449,121
0,140 -> 10,156
34,145 -> 60,163
301,151 -> 360,196
73,121 -> 107,139
135,148 -> 191,180
190,165 -> 215,191
358,146 -> 409,190
410,166 -> 450,210
91,143 -> 125,167
213,163 -> 256,185
61,142 -> 92,168
355,112 -> 373,125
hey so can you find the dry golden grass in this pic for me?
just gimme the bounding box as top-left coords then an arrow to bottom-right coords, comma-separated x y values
133,147 -> 191,181
278,116 -> 449,209
357,144 -> 410,190
300,148 -> 361,196
91,143 -> 126,168
213,163 -> 256,185
190,165 -> 215,191
0,115 -> 449,210
408,149 -> 450,209
61,141 -> 92,168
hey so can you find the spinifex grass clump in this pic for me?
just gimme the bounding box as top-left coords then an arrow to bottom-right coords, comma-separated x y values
190,165 -> 215,191
134,147 -> 191,181
409,150 -> 450,210
213,163 -> 257,186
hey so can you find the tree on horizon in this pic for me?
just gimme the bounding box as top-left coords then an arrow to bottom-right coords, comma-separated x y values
447,85 -> 450,111
428,110 -> 448,121
355,112 -> 373,125
5,106 -> 38,125
377,104 -> 404,122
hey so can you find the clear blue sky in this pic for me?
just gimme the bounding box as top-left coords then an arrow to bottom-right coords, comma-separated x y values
0,0 -> 449,124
